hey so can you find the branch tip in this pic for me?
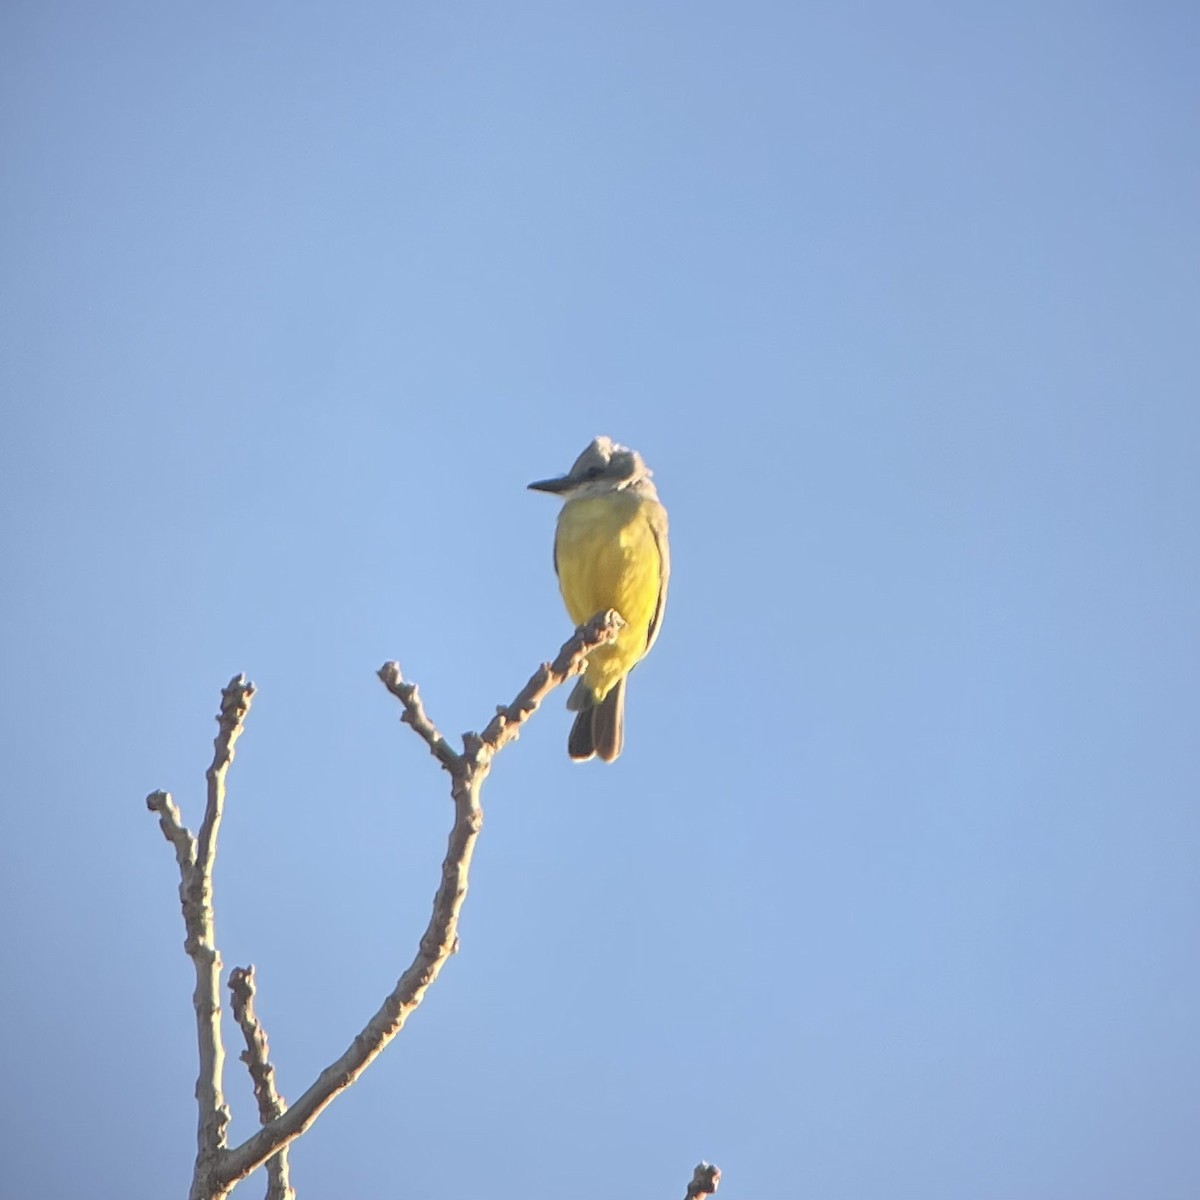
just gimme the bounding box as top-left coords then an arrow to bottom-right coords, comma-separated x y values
684,1162 -> 722,1199
219,673 -> 255,706
377,661 -> 404,688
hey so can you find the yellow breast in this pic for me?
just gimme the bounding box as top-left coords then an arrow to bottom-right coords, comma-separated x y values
554,491 -> 667,700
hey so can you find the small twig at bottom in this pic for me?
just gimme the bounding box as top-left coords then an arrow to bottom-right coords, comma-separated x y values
684,1161 -> 721,1199
229,966 -> 294,1200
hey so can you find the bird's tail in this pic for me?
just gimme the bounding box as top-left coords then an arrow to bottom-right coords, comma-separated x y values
567,676 -> 625,763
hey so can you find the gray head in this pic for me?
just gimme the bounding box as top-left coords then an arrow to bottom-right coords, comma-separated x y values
528,436 -> 658,500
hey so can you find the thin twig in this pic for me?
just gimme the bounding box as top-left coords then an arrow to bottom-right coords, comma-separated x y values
376,667 -> 460,771
147,790 -> 198,878
684,1162 -> 721,1199
229,967 -> 294,1200
478,609 -> 624,756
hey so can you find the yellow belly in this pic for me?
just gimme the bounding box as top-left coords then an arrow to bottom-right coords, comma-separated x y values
555,492 -> 664,700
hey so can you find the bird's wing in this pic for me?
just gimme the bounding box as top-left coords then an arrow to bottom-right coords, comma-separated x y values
643,502 -> 670,654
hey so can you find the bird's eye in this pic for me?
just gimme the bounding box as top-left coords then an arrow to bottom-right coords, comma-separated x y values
585,466 -> 602,479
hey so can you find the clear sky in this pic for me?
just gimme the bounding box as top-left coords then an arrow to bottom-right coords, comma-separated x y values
3,3 -> 1198,1197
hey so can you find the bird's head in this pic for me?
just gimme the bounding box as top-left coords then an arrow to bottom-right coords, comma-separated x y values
528,436 -> 655,500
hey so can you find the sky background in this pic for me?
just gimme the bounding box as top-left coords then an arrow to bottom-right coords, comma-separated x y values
2,3 -> 1198,1197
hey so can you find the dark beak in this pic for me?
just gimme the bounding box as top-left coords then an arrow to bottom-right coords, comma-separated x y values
527,476 -> 572,494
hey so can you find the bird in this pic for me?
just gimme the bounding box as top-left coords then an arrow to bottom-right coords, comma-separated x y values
528,436 -> 670,762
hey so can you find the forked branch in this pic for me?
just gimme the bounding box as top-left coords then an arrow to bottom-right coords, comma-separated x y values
148,613 -> 630,1199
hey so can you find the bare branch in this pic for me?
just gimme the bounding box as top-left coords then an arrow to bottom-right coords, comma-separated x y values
151,617 -> 627,1197
147,789 -> 197,876
229,967 -> 294,1200
193,676 -> 255,1172
684,1162 -> 721,1199
197,674 -> 256,879
148,674 -> 255,1200
215,613 -> 623,1191
376,664 -> 460,771
478,609 -> 624,755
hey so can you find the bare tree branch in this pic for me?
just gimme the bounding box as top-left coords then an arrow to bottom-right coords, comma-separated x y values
684,1162 -> 721,1199
229,967 -> 294,1200
378,671 -> 460,771
210,611 -> 623,1194
147,789 -> 197,877
477,609 -> 624,756
148,673 -> 255,1200
152,614 -> 704,1198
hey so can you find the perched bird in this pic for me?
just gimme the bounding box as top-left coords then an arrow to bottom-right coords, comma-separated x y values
528,436 -> 670,762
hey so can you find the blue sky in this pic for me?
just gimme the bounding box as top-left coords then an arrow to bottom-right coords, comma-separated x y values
3,3 -> 1198,1197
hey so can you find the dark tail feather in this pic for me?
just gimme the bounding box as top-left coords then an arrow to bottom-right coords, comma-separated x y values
592,678 -> 625,763
568,705 -> 596,761
567,677 -> 625,763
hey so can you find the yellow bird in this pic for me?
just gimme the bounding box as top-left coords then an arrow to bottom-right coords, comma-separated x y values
529,436 -> 670,762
